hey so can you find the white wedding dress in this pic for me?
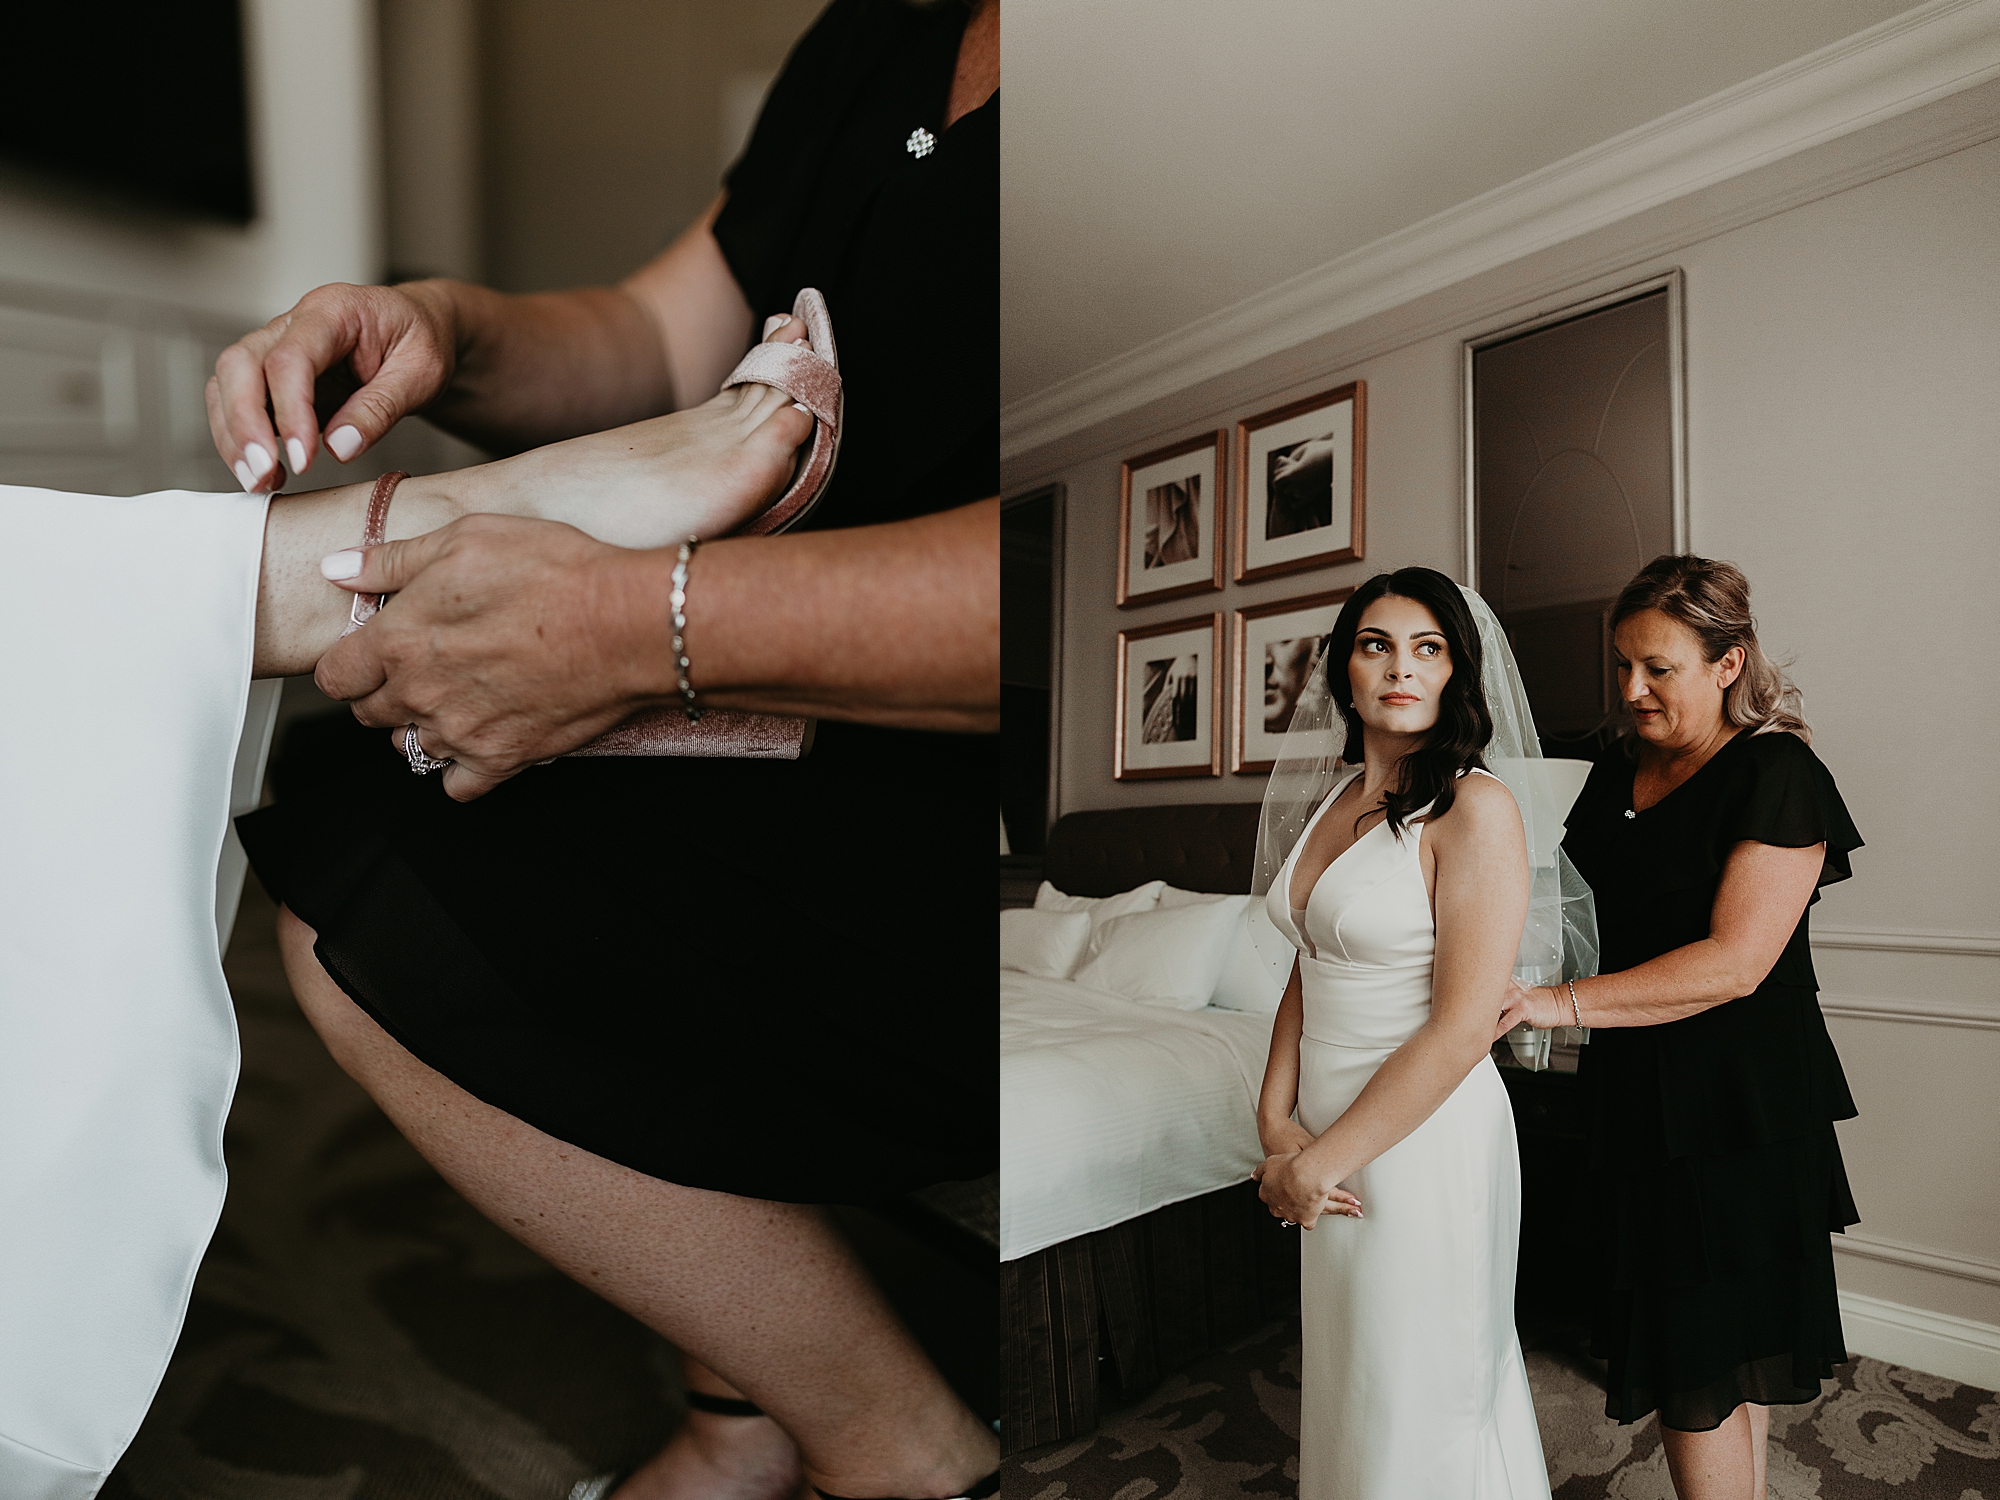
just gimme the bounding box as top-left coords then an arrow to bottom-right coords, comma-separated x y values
1266,767 -> 1550,1500
0,484 -> 278,1498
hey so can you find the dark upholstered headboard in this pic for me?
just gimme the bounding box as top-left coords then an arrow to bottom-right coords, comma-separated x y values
1042,802 -> 1262,897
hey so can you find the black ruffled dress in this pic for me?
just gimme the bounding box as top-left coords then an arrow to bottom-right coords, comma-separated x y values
238,0 -> 998,1207
1562,729 -> 1864,1430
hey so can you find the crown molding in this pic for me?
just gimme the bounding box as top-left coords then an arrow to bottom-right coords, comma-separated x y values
1002,0 -> 2000,462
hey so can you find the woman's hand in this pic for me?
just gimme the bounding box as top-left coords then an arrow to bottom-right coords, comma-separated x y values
1259,1116 -> 1316,1158
1252,1151 -> 1362,1229
208,281 -> 462,491
1494,976 -> 1571,1039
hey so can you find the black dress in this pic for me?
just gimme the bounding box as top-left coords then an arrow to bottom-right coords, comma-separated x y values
238,0 -> 998,1207
1562,729 -> 1864,1430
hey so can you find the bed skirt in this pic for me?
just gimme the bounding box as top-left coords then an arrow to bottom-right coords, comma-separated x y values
999,1179 -> 1299,1455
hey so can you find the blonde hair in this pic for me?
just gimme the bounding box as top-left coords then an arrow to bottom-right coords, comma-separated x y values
1611,555 -> 1811,743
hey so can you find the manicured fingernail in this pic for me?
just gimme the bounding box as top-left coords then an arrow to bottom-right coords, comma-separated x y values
763,313 -> 788,337
286,437 -> 308,472
792,401 -> 808,412
321,550 -> 364,581
244,441 -> 273,480
327,425 -> 363,462
233,459 -> 257,492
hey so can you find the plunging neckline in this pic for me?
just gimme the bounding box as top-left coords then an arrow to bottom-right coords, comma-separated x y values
1287,771 -> 1385,913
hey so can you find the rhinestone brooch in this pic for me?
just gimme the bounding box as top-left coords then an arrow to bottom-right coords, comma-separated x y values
905,127 -> 935,159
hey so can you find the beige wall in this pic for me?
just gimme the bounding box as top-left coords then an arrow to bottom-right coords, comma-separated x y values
477,0 -> 825,294
1004,94 -> 2000,1355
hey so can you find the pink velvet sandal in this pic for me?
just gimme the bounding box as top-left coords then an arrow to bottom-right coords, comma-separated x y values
334,288 -> 842,760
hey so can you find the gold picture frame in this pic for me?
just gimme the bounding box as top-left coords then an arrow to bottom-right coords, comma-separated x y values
1234,381 -> 1365,584
1114,613 -> 1224,780
1117,431 -> 1227,607
1231,587 -> 1353,774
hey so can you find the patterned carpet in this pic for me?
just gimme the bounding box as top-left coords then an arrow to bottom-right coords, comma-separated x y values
104,876 -> 992,1499
1001,1316 -> 2000,1499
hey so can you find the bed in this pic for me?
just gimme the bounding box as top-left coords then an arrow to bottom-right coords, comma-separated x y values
999,803 -> 1301,1454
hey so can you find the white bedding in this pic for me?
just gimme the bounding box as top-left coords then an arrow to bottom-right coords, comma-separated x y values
1000,970 -> 1274,1261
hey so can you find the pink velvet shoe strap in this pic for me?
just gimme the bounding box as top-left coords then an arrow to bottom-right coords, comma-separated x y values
722,340 -> 840,425
340,470 -> 409,637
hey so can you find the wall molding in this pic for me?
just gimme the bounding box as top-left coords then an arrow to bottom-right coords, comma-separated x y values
1836,1230 -> 2000,1290
1813,925 -> 2000,958
1818,992 -> 2000,1032
1003,0 -> 2000,462
1838,1290 -> 2000,1390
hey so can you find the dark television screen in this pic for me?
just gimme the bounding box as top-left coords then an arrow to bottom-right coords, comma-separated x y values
0,1 -> 254,224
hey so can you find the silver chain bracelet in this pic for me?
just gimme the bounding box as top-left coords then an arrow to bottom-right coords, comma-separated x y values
670,535 -> 703,722
1566,978 -> 1583,1029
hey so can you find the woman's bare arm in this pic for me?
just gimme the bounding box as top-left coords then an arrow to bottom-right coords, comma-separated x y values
1498,840 -> 1824,1032
1256,959 -> 1310,1154
1257,776 -> 1526,1225
210,200 -> 754,483
309,497 -> 1000,801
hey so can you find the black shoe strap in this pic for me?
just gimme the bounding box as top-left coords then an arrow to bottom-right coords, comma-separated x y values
684,1390 -> 765,1418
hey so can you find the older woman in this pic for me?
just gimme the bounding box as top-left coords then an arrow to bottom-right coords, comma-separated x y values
1498,555 -> 1862,1500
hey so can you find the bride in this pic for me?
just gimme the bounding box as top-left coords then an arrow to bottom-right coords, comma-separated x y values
1251,566 -> 1591,1498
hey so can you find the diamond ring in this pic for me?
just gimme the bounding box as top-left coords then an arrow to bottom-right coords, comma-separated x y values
403,724 -> 452,776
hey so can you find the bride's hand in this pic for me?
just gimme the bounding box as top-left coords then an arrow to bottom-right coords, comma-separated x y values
1259,1117 -> 1316,1158
1493,976 -> 1570,1039
1253,1151 -> 1362,1229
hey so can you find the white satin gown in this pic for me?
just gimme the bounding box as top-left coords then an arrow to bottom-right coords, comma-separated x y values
0,485 -> 278,1499
1266,769 -> 1550,1500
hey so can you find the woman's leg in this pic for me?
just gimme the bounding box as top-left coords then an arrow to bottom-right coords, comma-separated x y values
276,906 -> 996,1500
251,321 -> 816,677
1660,1404 -> 1761,1500
610,1356 -> 803,1500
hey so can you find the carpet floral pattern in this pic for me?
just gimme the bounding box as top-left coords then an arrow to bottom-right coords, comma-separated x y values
1002,1318 -> 2000,1499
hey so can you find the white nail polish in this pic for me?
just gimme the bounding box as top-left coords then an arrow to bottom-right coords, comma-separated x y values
792,401 -> 809,413
233,460 -> 257,492
244,442 -> 273,480
321,550 -> 364,581
763,314 -> 788,337
328,425 -> 363,462
286,437 -> 308,473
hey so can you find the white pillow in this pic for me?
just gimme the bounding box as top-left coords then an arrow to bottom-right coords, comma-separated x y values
1158,885 -> 1236,910
1072,898 -> 1243,1010
999,908 -> 1092,979
1210,901 -> 1294,1015
1033,879 -> 1165,939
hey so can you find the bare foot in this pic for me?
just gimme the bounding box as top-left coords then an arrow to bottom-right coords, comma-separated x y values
447,318 -> 818,548
608,1405 -> 805,1500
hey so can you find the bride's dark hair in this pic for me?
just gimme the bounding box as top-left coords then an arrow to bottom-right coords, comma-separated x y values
1322,566 -> 1493,837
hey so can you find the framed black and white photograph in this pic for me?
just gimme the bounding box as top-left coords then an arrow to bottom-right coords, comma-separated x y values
1114,613 -> 1223,780
1232,587 -> 1352,774
1117,431 -> 1226,607
1234,381 -> 1365,583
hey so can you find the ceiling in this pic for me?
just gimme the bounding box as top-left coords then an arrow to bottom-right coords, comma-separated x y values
1000,0 -> 1927,408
